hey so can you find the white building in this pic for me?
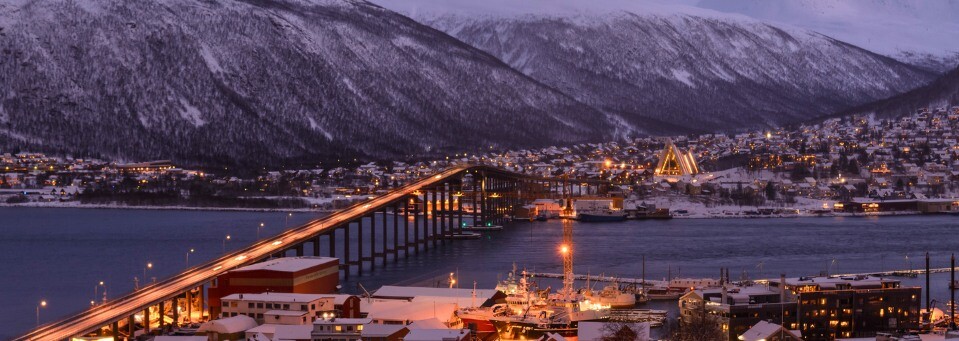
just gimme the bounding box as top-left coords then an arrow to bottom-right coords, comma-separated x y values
221,292 -> 340,324
312,317 -> 372,341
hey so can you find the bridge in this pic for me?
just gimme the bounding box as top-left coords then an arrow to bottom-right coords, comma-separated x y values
17,165 -> 611,341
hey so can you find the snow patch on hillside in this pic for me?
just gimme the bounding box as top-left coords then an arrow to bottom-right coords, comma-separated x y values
198,43 -> 223,74
307,117 -> 333,141
671,69 -> 695,87
178,98 -> 206,127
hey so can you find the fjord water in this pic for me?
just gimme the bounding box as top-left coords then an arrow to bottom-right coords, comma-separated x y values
2,207 -> 957,338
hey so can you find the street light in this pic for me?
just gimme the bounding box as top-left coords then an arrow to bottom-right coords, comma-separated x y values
186,248 -> 195,266
223,235 -> 231,252
93,280 -> 108,305
36,300 -> 46,326
144,262 -> 153,286
258,222 -> 265,240
285,213 -> 292,229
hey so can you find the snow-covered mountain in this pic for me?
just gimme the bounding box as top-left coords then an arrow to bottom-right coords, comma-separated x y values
375,0 -> 936,136
696,0 -> 959,72
0,0 -> 609,167
838,64 -> 959,119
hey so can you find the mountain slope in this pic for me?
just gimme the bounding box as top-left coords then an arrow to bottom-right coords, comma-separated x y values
375,0 -> 937,136
696,0 -> 959,72
837,65 -> 959,119
0,0 -> 610,167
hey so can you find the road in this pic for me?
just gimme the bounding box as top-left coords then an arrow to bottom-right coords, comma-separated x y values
16,165 -> 502,340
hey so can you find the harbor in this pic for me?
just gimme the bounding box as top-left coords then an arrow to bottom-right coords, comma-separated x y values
7,207 -> 959,340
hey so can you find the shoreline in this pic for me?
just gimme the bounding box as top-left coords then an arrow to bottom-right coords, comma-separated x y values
0,202 -> 335,213
0,202 -> 944,219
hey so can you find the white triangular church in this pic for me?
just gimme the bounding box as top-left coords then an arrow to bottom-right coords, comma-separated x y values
654,140 -> 699,179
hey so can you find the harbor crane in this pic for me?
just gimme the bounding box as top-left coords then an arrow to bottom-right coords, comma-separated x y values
560,218 -> 574,301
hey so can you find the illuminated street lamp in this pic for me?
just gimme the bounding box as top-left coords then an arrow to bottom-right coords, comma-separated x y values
144,263 -> 153,285
186,248 -> 195,266
223,235 -> 231,252
93,280 -> 109,305
36,300 -> 47,326
285,212 -> 293,229
258,222 -> 265,240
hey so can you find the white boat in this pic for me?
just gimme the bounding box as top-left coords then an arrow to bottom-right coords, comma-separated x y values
583,284 -> 636,308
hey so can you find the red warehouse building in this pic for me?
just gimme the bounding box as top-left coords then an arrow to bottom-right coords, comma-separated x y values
208,256 -> 340,315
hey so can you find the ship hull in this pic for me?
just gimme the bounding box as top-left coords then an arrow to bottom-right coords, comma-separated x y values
490,320 -> 578,339
577,213 -> 627,222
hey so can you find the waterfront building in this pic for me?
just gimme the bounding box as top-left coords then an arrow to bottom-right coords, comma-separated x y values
679,283 -> 796,341
768,276 -> 921,340
208,257 -> 341,317
363,300 -> 461,326
312,318 -> 372,341
219,292 -> 359,324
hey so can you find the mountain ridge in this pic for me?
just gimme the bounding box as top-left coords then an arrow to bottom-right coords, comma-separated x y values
376,0 -> 937,135
0,0 -> 612,168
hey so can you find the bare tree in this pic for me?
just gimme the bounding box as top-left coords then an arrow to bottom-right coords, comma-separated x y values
600,322 -> 641,341
666,307 -> 725,341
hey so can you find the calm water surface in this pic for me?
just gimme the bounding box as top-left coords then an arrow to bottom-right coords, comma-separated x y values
2,208 -> 957,338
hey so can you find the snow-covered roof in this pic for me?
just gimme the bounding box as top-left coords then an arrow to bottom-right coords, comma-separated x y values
314,318 -> 372,325
365,300 -> 459,324
198,315 -> 257,334
739,321 -> 801,341
407,318 -> 449,330
154,337 -> 207,341
221,292 -> 330,303
404,328 -> 469,341
275,325 -> 313,340
372,286 -> 499,300
231,256 -> 338,273
361,323 -> 408,337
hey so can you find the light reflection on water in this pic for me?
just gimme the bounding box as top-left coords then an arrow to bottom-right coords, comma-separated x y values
2,208 -> 957,338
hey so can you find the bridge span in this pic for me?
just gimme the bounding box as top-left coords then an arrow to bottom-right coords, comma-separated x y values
17,165 -> 611,341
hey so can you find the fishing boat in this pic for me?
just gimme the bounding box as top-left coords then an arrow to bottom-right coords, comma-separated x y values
464,224 -> 504,231
488,303 -> 609,339
457,305 -> 507,341
645,286 -> 683,300
448,231 -> 482,239
577,209 -> 627,222
583,284 -> 636,308
479,266 -> 611,339
535,212 -> 549,221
